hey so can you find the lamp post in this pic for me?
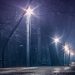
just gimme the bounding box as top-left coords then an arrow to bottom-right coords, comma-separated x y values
52,35 -> 75,66
1,6 -> 35,67
63,44 -> 69,66
25,7 -> 34,66
52,36 -> 63,65
52,36 -> 71,66
63,44 -> 74,66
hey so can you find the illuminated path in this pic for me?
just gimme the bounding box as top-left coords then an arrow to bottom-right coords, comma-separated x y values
0,66 -> 75,75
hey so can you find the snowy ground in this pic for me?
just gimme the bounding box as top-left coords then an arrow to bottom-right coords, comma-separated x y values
0,66 -> 75,75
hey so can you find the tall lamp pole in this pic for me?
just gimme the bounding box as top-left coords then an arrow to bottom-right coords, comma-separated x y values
25,7 -> 34,66
1,6 -> 35,67
52,36 -> 72,66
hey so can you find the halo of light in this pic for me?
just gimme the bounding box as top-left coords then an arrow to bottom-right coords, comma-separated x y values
52,36 -> 61,45
63,44 -> 74,56
63,44 -> 70,54
26,7 -> 34,16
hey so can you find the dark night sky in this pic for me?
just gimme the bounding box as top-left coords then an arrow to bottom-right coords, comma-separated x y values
0,0 -> 75,67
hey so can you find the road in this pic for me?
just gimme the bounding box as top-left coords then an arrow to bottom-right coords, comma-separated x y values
0,66 -> 75,75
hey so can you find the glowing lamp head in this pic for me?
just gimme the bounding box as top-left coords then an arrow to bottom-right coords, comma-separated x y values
63,44 -> 70,54
53,36 -> 60,45
26,7 -> 34,16
54,38 -> 60,43
63,44 -> 75,56
63,44 -> 69,51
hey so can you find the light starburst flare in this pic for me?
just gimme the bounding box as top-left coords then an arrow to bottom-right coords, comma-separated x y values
52,36 -> 61,45
63,44 -> 74,56
26,7 -> 34,16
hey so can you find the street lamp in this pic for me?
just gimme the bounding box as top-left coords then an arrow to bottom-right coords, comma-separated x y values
25,7 -> 35,66
63,44 -> 74,65
52,36 -> 75,66
54,37 -> 60,44
63,44 -> 70,54
52,36 -> 61,45
26,7 -> 34,16
52,34 -> 75,66
1,6 -> 35,67
63,44 -> 70,65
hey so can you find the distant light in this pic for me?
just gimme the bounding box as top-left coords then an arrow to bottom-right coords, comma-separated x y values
63,44 -> 74,56
26,7 -> 34,16
63,44 -> 70,54
71,52 -> 74,56
54,38 -> 60,44
52,36 -> 61,45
